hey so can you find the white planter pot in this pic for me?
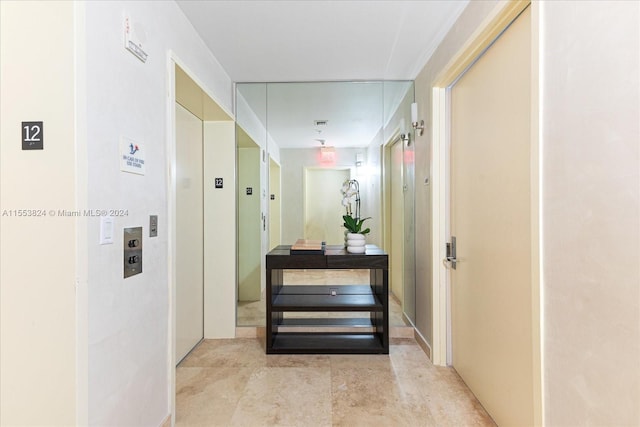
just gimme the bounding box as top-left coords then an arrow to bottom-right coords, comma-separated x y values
346,233 -> 366,253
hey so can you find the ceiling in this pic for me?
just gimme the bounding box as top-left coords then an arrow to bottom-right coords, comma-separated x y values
176,1 -> 469,148
237,81 -> 414,148
176,0 -> 469,82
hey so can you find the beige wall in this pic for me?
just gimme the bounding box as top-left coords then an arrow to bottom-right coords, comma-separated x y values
0,1 -> 77,424
541,1 -> 640,424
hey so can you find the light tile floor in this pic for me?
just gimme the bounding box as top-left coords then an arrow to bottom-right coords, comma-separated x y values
176,338 -> 496,426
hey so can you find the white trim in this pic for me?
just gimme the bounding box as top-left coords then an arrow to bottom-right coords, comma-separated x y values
380,128 -> 401,255
74,1 -> 89,423
166,51 -> 177,427
431,87 -> 448,366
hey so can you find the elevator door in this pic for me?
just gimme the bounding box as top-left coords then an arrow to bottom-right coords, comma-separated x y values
175,103 -> 204,363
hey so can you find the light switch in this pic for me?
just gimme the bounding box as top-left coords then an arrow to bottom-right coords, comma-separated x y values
149,215 -> 158,237
100,216 -> 114,245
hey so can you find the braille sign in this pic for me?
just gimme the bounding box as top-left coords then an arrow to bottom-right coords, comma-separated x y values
246,187 -> 253,195
215,178 -> 223,188
22,121 -> 43,150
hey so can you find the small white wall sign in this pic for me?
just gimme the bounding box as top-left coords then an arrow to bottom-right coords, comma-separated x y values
120,136 -> 145,175
124,16 -> 148,63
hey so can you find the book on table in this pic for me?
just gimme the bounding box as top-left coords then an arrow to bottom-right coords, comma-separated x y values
290,239 -> 325,255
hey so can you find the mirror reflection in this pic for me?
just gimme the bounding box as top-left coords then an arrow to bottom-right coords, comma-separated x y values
236,81 -> 415,328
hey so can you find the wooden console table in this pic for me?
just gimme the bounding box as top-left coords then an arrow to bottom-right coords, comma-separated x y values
266,244 -> 389,354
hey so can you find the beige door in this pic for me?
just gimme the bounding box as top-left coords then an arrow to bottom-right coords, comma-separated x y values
269,158 -> 281,250
450,7 -> 533,426
390,140 -> 404,303
304,168 -> 350,244
175,103 -> 204,363
238,144 -> 261,301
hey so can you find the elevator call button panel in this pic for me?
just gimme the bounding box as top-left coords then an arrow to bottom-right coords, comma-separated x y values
124,227 -> 142,278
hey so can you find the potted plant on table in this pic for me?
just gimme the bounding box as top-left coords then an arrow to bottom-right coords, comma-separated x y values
343,214 -> 371,253
340,179 -> 371,253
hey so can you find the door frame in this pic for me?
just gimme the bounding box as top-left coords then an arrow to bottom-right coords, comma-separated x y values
382,130 -> 406,305
430,0 -> 541,423
268,156 -> 282,251
166,52 -> 236,426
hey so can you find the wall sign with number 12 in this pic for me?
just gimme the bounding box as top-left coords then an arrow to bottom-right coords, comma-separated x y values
22,121 -> 44,150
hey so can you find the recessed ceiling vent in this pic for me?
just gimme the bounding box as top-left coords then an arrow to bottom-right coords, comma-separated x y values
314,120 -> 329,126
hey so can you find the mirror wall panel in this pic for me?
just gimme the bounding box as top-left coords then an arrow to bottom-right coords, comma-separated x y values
383,81 -> 416,323
236,84 -> 267,326
235,81 -> 416,328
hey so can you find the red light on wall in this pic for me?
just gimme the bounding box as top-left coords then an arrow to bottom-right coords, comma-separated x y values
320,146 -> 336,164
404,150 -> 415,164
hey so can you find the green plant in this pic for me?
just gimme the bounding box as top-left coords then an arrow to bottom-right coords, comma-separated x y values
343,215 -> 371,235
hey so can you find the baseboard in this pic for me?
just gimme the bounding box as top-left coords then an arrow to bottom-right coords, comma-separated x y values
401,312 -> 413,327
413,328 -> 432,359
390,326 -> 415,338
235,326 -> 266,338
160,414 -> 171,427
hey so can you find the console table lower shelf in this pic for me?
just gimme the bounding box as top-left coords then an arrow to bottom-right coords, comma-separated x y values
266,244 -> 389,354
270,332 -> 385,354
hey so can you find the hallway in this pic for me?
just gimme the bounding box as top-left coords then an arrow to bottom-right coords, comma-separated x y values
2,1 -> 638,425
176,338 -> 494,426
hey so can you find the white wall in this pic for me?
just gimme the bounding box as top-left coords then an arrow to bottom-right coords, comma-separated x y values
540,1 -> 640,424
0,2 -> 78,424
82,1 -> 232,425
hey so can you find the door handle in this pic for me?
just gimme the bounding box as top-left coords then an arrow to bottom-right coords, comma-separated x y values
445,236 -> 457,270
